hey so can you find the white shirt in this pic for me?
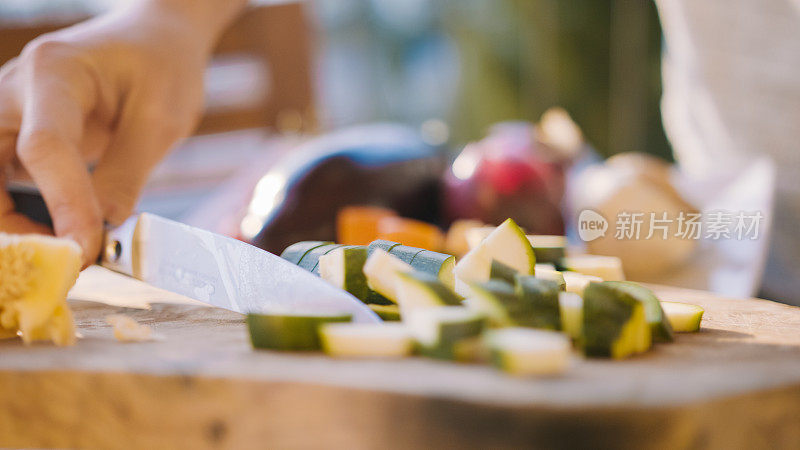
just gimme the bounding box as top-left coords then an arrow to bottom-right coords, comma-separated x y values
656,0 -> 800,304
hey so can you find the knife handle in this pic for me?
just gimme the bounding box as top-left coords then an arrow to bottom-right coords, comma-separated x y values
7,182 -> 53,226
7,182 -> 140,276
101,215 -> 140,277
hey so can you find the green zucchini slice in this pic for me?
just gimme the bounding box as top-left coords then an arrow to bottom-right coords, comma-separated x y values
318,246 -> 370,302
514,275 -> 561,330
362,249 -> 413,302
395,271 -> 462,313
280,241 -> 331,265
247,312 -> 352,351
581,282 -> 650,359
603,281 -> 673,342
486,327 -> 571,376
369,304 -> 402,321
319,323 -> 413,358
405,306 -> 487,361
660,301 -> 704,332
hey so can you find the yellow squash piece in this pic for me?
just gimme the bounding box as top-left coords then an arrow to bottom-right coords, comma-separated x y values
0,234 -> 81,345
106,314 -> 159,342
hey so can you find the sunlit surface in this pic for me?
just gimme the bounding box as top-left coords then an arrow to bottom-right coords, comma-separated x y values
241,173 -> 288,240
451,144 -> 481,181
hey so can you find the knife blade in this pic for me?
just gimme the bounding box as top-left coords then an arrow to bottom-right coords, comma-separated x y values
101,213 -> 379,323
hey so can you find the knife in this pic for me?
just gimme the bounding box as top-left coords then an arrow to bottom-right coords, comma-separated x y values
99,213 -> 380,322
8,183 -> 379,322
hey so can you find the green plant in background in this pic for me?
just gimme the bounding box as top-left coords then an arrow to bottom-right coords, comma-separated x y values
444,0 -> 671,160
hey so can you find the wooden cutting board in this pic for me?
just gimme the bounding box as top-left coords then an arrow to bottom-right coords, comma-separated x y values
1,267 -> 799,449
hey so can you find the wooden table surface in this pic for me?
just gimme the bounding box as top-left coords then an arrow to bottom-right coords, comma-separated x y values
1,267 -> 799,449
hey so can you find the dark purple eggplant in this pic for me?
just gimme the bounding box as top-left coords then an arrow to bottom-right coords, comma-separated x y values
241,124 -> 445,253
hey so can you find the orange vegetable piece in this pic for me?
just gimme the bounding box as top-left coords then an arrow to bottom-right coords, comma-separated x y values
376,216 -> 445,251
337,206 -> 397,245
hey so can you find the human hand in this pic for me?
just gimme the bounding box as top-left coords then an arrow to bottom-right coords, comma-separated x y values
0,0 -> 244,266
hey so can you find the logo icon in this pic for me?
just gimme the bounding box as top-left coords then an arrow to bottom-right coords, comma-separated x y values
578,209 -> 608,242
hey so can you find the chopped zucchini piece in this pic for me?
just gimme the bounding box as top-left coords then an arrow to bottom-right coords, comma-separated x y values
362,249 -> 413,302
489,259 -> 519,283
514,275 -> 561,330
418,336 -> 484,362
535,263 -> 556,272
379,243 -> 456,290
365,290 -> 394,306
455,218 -> 535,295
395,271 -> 462,313
369,304 -> 401,321
280,241 -> 331,265
453,245 -> 492,297
246,312 -> 351,351
581,282 -> 651,359
368,239 -> 402,256
562,271 -> 603,295
527,235 -> 567,265
409,250 -> 456,290
561,255 -> 625,281
478,218 -> 536,273
535,268 -> 567,292
320,323 -> 413,357
318,246 -> 370,302
464,280 -> 516,327
559,292 -> 583,340
297,243 -> 344,273
660,301 -> 704,332
467,228 -> 565,267
388,244 -> 426,264
486,327 -> 571,376
604,281 -> 673,342
405,306 -> 486,361
468,277 -> 560,331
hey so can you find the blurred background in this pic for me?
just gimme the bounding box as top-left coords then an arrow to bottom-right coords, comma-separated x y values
0,0 -> 669,158
1,0 -> 796,302
314,0 -> 669,161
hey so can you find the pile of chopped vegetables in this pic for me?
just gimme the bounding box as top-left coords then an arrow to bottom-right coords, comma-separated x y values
248,218 -> 705,377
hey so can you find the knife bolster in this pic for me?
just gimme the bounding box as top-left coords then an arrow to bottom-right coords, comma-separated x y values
101,215 -> 139,277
